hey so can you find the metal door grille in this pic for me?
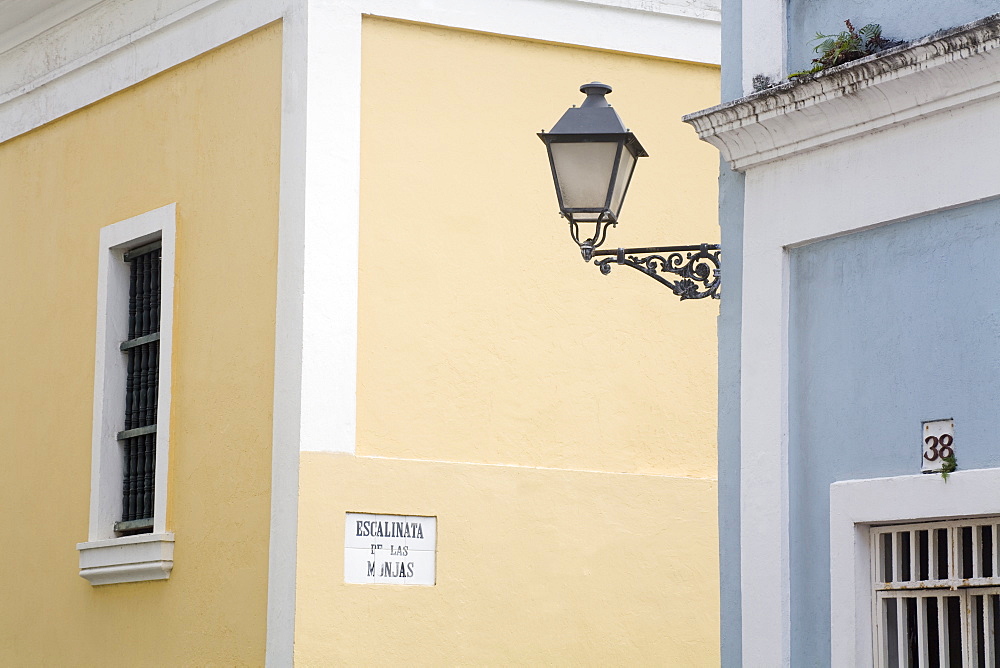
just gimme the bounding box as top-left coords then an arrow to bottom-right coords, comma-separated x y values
114,241 -> 161,534
873,519 -> 1000,667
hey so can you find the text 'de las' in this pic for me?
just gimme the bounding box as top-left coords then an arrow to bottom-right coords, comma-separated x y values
344,513 -> 436,585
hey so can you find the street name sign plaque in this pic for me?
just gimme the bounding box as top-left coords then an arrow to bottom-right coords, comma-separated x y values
344,513 -> 437,585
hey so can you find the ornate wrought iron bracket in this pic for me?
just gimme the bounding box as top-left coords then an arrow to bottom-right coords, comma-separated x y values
591,244 -> 721,300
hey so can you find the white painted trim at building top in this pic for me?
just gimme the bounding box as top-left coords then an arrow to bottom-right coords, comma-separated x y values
686,18 -> 1000,666
0,0 -> 719,136
0,0 -> 104,55
574,0 -> 720,23
830,468 -> 1000,666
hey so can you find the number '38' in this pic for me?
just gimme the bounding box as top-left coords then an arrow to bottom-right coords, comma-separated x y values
924,434 -> 954,462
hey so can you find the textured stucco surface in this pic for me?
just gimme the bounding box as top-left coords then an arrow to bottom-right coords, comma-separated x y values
296,452 -> 720,666
356,17 -> 721,478
786,1 -> 998,73
788,198 -> 1000,665
0,23 -> 280,665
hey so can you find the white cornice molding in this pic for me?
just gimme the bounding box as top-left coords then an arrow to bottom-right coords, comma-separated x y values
572,0 -> 720,23
684,13 -> 1000,171
0,0 -> 104,56
0,0 -> 720,126
350,0 -> 720,63
0,0 -> 208,101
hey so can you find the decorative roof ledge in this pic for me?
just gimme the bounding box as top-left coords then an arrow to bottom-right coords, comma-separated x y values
684,13 -> 1000,171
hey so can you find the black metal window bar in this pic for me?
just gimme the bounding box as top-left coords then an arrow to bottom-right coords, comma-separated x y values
114,241 -> 161,535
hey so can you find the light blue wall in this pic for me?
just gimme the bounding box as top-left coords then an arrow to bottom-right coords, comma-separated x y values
788,198 -> 1000,665
717,162 -> 743,668
718,0 -> 744,665
786,4 -> 999,73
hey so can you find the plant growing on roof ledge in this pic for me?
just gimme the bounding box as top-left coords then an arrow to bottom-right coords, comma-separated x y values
789,20 -> 902,79
940,453 -> 957,481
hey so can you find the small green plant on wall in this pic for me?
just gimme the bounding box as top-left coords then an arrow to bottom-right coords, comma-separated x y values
789,20 -> 901,78
941,453 -> 958,481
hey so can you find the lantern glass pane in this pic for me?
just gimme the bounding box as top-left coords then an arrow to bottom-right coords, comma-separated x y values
608,147 -> 637,219
549,141 -> 619,218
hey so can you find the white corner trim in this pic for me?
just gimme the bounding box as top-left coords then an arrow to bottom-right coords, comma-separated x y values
687,14 -> 1000,170
737,242 -> 790,667
77,533 -> 175,585
83,204 -> 176,586
297,0 -> 359,456
740,0 -> 784,95
830,468 -> 1000,666
267,2 -> 306,664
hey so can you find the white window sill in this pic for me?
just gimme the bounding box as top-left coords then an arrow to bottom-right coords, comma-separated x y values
77,533 -> 174,585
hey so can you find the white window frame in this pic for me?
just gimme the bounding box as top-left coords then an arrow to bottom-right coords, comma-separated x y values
871,517 -> 1000,665
831,468 -> 1000,665
77,203 -> 176,585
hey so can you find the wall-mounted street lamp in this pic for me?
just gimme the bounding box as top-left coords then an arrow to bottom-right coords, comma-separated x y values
538,82 -> 720,300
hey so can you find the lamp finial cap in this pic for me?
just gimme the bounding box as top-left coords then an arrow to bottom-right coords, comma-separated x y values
580,82 -> 612,95
579,82 -> 612,108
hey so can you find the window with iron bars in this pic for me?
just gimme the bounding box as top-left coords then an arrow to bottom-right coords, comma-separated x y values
114,241 -> 161,535
874,518 -> 1000,666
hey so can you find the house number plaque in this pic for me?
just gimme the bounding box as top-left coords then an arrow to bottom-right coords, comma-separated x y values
921,419 -> 954,473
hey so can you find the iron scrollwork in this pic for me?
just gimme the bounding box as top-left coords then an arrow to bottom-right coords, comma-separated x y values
592,244 -> 721,300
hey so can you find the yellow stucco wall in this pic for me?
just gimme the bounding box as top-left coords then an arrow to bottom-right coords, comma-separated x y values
297,453 -> 718,665
296,18 -> 720,665
356,18 -> 720,478
0,24 -> 281,666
